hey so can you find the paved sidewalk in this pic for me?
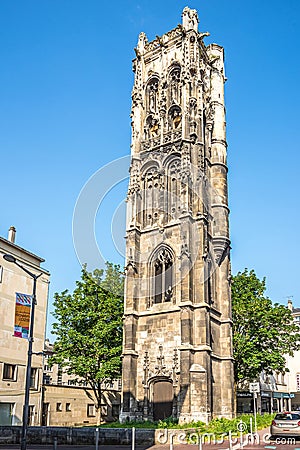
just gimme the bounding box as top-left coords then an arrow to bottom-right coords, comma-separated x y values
3,427 -> 296,450
0,441 -> 244,450
0,442 -> 234,450
0,439 -> 252,450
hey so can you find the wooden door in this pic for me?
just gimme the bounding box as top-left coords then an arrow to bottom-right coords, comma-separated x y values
153,380 -> 173,421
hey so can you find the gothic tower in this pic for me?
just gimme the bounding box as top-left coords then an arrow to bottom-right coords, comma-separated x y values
121,7 -> 234,423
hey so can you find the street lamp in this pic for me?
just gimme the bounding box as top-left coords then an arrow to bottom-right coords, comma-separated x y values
3,253 -> 42,450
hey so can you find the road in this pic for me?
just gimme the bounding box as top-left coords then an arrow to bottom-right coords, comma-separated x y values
1,428 -> 300,450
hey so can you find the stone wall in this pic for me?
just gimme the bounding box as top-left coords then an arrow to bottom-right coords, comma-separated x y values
0,426 -> 155,445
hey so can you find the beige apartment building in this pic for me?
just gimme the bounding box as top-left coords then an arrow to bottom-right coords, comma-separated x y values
285,300 -> 300,410
0,227 -> 50,426
42,340 -> 121,426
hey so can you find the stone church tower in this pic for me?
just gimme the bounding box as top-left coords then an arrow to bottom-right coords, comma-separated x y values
121,7 -> 234,423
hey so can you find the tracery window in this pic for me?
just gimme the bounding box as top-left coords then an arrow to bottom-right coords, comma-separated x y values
166,158 -> 181,220
168,105 -> 182,130
142,166 -> 160,227
169,66 -> 181,105
153,248 -> 173,304
144,114 -> 159,140
146,77 -> 159,112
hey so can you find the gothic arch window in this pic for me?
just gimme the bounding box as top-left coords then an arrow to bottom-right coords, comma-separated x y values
152,247 -> 174,304
168,105 -> 182,130
144,114 -> 159,140
168,65 -> 181,105
146,77 -> 159,113
141,164 -> 160,227
164,156 -> 181,221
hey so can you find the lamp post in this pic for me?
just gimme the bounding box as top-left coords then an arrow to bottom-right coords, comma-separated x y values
3,254 -> 42,450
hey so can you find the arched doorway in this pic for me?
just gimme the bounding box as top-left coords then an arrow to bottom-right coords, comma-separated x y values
153,380 -> 173,421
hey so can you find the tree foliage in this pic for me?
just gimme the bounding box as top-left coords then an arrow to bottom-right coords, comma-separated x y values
232,269 -> 300,383
51,262 -> 124,418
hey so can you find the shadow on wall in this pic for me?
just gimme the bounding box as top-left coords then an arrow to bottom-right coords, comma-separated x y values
176,384 -> 188,421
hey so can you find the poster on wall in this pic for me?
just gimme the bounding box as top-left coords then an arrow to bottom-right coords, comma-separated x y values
14,292 -> 32,338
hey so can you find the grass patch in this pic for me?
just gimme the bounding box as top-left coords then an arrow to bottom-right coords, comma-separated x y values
99,413 -> 275,433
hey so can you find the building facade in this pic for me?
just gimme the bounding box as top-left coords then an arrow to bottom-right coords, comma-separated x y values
237,372 -> 289,414
285,300 -> 300,410
237,300 -> 300,414
121,8 -> 234,423
0,227 -> 50,425
42,340 -> 121,426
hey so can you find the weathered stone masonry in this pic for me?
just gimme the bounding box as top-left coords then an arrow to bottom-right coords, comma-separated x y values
121,7 -> 234,423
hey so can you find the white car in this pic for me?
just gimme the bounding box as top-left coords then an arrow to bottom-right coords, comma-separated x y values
270,412 -> 300,438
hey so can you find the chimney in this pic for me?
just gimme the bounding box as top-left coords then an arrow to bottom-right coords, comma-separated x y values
288,299 -> 293,311
8,226 -> 16,243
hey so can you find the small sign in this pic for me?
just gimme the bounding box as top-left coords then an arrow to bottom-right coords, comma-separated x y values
249,382 -> 260,393
14,292 -> 32,339
282,393 -> 293,399
237,392 -> 252,398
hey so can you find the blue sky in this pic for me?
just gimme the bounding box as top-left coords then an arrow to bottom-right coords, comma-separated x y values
0,0 -> 299,338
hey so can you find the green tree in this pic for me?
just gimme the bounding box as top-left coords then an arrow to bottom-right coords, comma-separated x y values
232,269 -> 300,384
51,262 -> 124,424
